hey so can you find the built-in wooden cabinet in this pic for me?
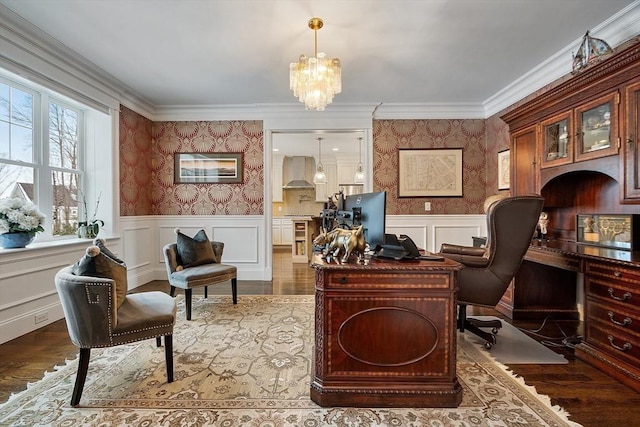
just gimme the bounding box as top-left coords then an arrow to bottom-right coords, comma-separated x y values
575,92 -> 620,162
538,91 -> 620,169
501,39 -> 640,393
511,125 -> 540,194
503,39 -> 640,205
540,110 -> 572,168
623,80 -> 640,200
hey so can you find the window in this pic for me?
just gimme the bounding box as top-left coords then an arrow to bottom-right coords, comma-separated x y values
0,77 -> 84,239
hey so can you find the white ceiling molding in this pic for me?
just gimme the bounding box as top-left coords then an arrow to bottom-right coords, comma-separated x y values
484,1 -> 640,118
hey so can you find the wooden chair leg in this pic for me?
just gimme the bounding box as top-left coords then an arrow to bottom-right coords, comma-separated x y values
156,336 -> 162,347
204,286 -> 208,299
185,288 -> 192,320
231,278 -> 238,304
71,348 -> 91,407
169,285 -> 176,297
165,334 -> 174,383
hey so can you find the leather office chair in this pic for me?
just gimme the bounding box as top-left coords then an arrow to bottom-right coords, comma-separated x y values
55,266 -> 176,406
163,241 -> 237,320
439,195 -> 544,348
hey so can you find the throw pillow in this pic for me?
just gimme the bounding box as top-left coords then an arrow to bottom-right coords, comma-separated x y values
93,238 -> 125,264
175,228 -> 217,269
72,244 -> 128,309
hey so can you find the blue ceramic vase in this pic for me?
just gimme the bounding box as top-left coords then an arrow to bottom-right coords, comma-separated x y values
0,232 -> 35,249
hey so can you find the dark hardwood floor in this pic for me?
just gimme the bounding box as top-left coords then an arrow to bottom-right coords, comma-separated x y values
1,246 -> 639,426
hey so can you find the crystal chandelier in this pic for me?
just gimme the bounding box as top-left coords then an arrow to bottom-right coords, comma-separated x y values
289,18 -> 342,111
353,137 -> 365,184
313,137 -> 327,184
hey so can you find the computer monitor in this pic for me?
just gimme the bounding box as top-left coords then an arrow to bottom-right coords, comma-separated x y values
340,191 -> 387,251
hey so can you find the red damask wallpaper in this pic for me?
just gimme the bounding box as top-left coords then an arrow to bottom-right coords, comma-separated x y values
120,109 -> 497,216
373,119 -> 488,214
120,106 -> 153,216
119,106 -> 264,216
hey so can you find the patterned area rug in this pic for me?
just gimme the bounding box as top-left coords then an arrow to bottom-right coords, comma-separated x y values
0,295 -> 581,426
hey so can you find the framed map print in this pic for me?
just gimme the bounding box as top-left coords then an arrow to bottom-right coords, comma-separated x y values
398,148 -> 463,197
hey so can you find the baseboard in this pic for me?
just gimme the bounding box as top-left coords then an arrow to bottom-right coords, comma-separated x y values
0,302 -> 64,345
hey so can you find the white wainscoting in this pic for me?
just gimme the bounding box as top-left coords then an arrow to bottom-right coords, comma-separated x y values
0,237 -> 122,344
120,215 -> 269,289
386,214 -> 486,253
0,214 -> 485,344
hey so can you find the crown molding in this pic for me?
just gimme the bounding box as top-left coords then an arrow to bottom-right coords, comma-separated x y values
484,1 -> 640,118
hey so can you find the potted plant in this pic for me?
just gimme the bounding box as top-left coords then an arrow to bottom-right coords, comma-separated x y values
0,197 -> 46,248
77,190 -> 104,239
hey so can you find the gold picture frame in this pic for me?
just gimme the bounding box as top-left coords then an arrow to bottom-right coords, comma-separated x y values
398,148 -> 463,197
174,152 -> 243,184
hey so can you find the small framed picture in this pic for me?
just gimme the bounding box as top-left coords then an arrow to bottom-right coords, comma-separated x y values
174,152 -> 243,184
498,149 -> 510,190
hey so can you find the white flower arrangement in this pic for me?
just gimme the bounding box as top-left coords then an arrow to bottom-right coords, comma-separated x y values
0,197 -> 46,236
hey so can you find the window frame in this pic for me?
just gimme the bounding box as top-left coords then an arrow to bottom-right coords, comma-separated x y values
0,76 -> 87,241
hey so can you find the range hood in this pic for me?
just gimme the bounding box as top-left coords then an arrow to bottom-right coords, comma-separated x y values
283,156 -> 315,189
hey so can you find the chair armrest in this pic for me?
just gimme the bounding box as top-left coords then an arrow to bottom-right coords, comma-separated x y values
439,244 -> 489,268
439,243 -> 486,257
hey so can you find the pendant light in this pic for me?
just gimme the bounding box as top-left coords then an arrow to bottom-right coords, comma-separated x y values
353,137 -> 365,184
313,137 -> 327,184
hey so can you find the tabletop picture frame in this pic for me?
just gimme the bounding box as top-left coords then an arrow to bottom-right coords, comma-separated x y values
398,148 -> 463,197
498,149 -> 510,190
174,152 -> 243,184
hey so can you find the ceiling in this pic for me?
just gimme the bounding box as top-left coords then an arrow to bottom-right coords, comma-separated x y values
1,0 -> 636,110
1,1 -> 637,156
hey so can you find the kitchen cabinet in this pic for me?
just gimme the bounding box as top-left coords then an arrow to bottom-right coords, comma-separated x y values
272,218 -> 292,245
623,80 -> 640,200
292,219 -> 311,263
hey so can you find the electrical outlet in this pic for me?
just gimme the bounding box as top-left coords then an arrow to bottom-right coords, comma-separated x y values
34,312 -> 48,324
424,202 -> 431,211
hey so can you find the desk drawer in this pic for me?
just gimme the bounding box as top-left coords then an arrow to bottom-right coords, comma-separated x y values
586,276 -> 638,311
325,272 -> 452,290
585,322 -> 640,365
585,261 -> 640,284
586,299 -> 640,337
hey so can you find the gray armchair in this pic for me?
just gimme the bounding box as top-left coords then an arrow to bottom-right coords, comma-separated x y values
55,266 -> 176,406
439,195 -> 544,348
163,241 -> 237,320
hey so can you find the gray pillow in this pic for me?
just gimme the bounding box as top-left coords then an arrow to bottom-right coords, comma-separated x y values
72,245 -> 128,309
176,229 -> 218,268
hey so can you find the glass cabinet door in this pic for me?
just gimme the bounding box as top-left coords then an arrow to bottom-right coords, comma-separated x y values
575,92 -> 619,162
540,111 -> 572,168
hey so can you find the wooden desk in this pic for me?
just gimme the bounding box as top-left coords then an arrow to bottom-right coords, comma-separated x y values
310,254 -> 463,407
503,241 -> 640,393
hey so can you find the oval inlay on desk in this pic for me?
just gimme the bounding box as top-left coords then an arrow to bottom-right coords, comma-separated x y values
337,307 -> 438,366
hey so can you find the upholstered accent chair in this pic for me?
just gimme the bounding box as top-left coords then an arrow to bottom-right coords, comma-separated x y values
55,265 -> 176,407
163,240 -> 237,320
439,195 -> 544,348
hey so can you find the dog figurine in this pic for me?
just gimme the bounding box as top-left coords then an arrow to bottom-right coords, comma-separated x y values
313,225 -> 366,263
